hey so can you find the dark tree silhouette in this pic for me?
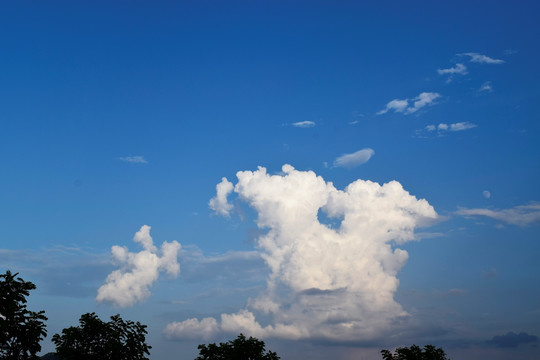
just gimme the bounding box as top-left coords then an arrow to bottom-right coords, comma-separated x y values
196,333 -> 280,360
52,312 -> 151,360
0,270 -> 47,360
381,344 -> 449,360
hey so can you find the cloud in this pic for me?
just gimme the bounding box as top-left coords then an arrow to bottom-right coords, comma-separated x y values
118,156 -> 148,164
437,63 -> 468,75
167,165 -> 437,342
449,122 -> 477,131
416,122 -> 477,137
333,148 -> 375,169
377,92 -> 440,115
291,121 -> 316,128
479,81 -> 493,93
459,52 -> 505,64
482,190 -> 491,199
96,225 -> 181,307
456,203 -> 540,226
487,332 -> 539,348
209,177 -> 234,216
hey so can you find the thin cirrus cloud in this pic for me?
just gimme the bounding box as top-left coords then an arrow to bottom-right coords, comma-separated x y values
291,121 -> 316,128
333,148 -> 374,169
377,92 -> 441,115
459,52 -> 505,64
165,165 -> 437,342
479,81 -> 493,93
456,203 -> 540,226
96,225 -> 181,307
118,155 -> 148,164
437,63 -> 468,75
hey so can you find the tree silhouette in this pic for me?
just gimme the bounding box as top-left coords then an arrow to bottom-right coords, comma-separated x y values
381,344 -> 449,360
0,270 -> 47,360
52,312 -> 151,360
196,333 -> 280,360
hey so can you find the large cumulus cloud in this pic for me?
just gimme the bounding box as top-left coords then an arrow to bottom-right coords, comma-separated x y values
96,225 -> 181,307
165,165 -> 437,342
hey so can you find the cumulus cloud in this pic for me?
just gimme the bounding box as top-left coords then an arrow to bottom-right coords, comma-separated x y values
118,156 -> 148,164
166,165 -> 437,342
437,63 -> 468,75
377,92 -> 441,115
96,225 -> 181,307
456,203 -> 540,226
291,121 -> 316,128
209,177 -> 234,216
416,122 -> 477,137
459,52 -> 505,64
333,148 -> 375,169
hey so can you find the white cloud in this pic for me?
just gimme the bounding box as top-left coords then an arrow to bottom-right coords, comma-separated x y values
333,148 -> 374,169
437,63 -> 468,75
167,165 -> 437,342
377,92 -> 440,115
456,203 -> 540,226
479,81 -> 493,93
419,122 -> 477,137
459,52 -> 505,64
482,190 -> 491,199
118,156 -> 148,164
438,123 -> 449,131
449,122 -> 477,131
291,121 -> 316,128
209,177 -> 234,216
96,225 -> 181,307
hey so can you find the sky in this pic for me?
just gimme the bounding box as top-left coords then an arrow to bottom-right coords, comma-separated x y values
1,1 -> 540,359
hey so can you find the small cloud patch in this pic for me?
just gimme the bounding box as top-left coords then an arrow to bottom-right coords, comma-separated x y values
333,148 -> 375,169
416,122 -> 477,137
291,121 -> 316,128
119,156 -> 148,164
377,92 -> 441,115
459,52 -> 505,64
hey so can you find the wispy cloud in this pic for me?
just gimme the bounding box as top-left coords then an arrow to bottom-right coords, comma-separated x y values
377,92 -> 441,115
456,202 -> 540,226
118,155 -> 148,164
96,225 -> 181,307
333,148 -> 374,169
437,63 -> 468,75
416,122 -> 477,137
291,121 -> 316,128
459,52 -> 505,64
479,81 -> 493,93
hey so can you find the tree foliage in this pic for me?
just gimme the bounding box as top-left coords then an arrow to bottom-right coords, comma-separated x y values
0,270 -> 47,360
51,312 -> 151,360
381,344 -> 449,360
196,333 -> 280,360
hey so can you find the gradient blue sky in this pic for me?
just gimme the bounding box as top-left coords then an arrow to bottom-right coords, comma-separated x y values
1,1 -> 539,359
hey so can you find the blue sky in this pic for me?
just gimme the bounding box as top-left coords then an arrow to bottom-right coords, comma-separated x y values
1,1 -> 539,359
